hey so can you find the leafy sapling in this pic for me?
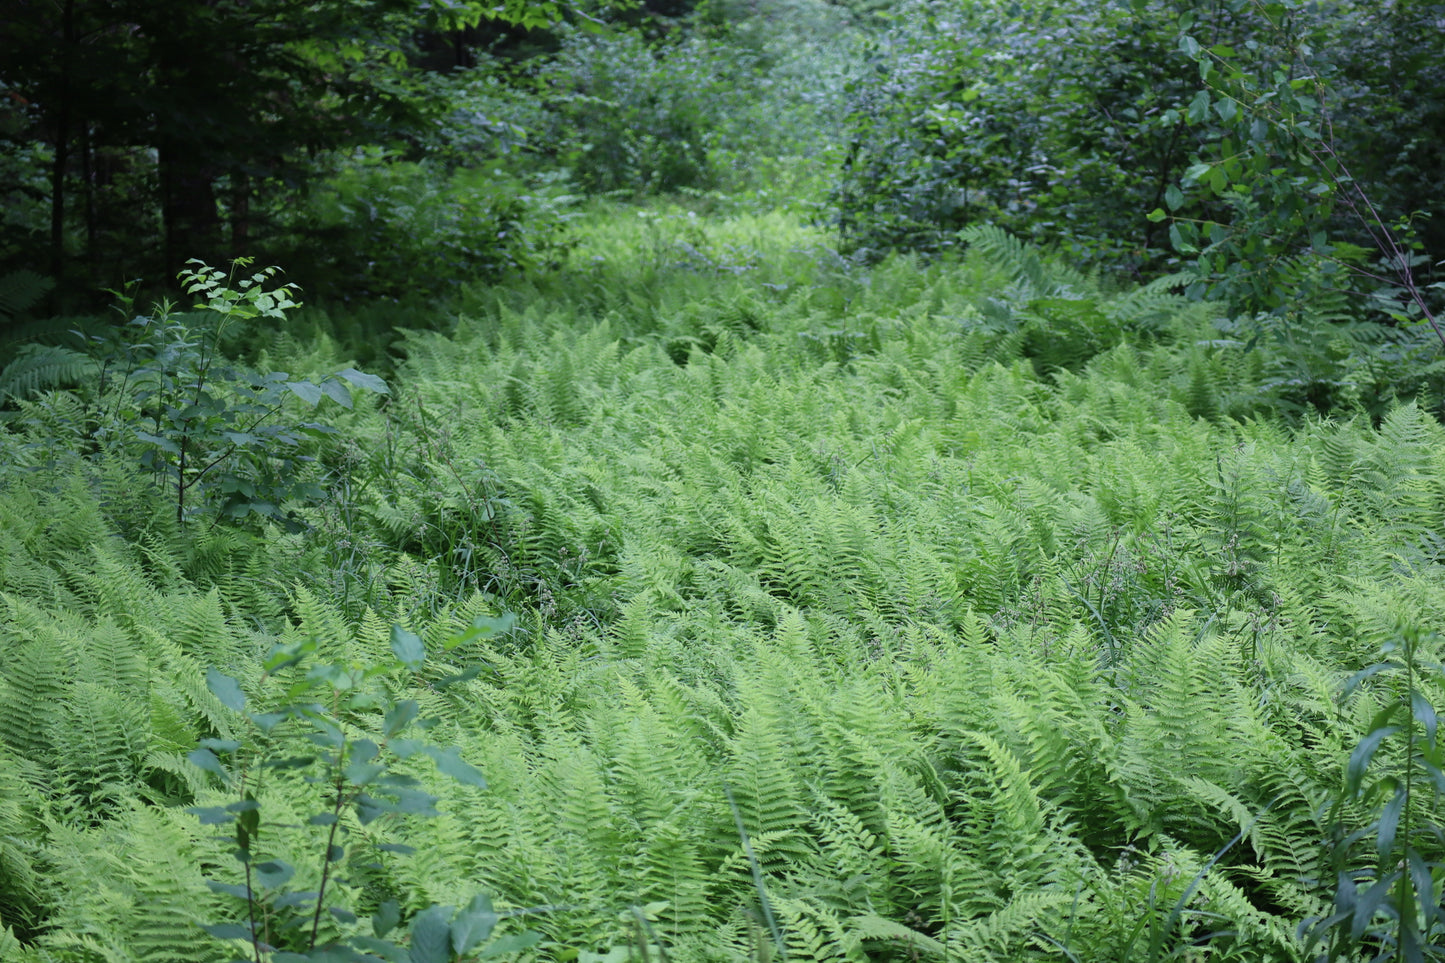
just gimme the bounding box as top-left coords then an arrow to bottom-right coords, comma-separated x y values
189,612 -> 539,962
1304,625 -> 1445,961
97,258 -> 389,528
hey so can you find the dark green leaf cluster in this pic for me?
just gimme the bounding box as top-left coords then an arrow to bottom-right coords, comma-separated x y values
186,617 -> 528,963
75,260 -> 390,528
529,14 -> 858,199
831,0 -> 1445,321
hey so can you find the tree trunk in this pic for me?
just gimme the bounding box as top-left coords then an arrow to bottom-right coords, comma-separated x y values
229,169 -> 251,252
80,122 -> 97,277
159,144 -> 222,272
48,0 -> 76,283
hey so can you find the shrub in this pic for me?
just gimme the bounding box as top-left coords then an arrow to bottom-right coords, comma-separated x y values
531,5 -> 860,200
832,0 -> 1445,306
89,259 -> 388,528
279,151 -> 577,302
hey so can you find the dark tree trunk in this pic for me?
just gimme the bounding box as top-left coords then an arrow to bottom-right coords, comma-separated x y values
229,169 -> 251,252
80,121 -> 97,276
159,144 -> 222,272
48,0 -> 76,283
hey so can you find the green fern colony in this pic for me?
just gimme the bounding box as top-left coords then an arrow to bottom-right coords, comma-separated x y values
1,206 -> 1443,960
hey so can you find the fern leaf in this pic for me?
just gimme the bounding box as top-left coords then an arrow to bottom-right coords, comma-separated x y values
0,270 -> 54,322
0,344 -> 89,400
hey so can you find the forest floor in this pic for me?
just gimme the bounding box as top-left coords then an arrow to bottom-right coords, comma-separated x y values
2,202 -> 1441,961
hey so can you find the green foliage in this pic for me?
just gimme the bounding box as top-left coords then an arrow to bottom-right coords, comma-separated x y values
0,0 -> 572,287
532,8 -> 857,200
280,153 -> 578,302
832,0 -> 1234,270
1302,620 -> 1445,961
0,268 -> 52,322
9,205 -> 1445,962
190,615 -> 536,962
90,259 -> 388,527
0,343 -> 90,401
832,0 -> 1445,322
1155,0 -> 1445,344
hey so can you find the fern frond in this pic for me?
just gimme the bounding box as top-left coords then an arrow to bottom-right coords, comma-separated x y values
54,682 -> 148,818
0,630 -> 73,759
774,896 -> 868,962
0,344 -> 90,400
0,270 -> 54,322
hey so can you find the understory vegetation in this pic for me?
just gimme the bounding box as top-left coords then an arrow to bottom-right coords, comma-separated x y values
5,0 -> 1445,959
4,206 -> 1445,960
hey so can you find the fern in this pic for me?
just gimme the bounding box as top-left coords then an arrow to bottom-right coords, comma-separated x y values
0,270 -> 54,323
54,681 -> 149,819
0,344 -> 90,400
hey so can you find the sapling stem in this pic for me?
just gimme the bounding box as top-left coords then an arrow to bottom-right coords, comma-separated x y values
310,757 -> 349,949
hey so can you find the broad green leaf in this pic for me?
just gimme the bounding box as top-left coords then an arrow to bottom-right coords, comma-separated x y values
250,710 -> 289,732
424,745 -> 488,788
286,381 -> 324,406
135,430 -> 182,454
392,787 -> 442,817
384,700 -> 420,737
207,670 -> 247,712
391,625 -> 426,670
190,805 -> 231,824
1408,848 -> 1435,914
409,905 -> 453,963
273,891 -> 317,909
452,893 -> 499,955
388,737 -> 424,758
236,798 -> 260,850
338,367 -> 390,394
355,795 -> 386,825
475,612 -> 518,636
1412,690 -> 1438,749
1147,208 -> 1167,223
188,747 -> 226,775
1347,725 -> 1401,796
1169,223 -> 1197,254
1165,183 -> 1184,211
352,936 -> 408,962
345,761 -> 386,786
206,881 -> 252,899
1187,90 -> 1211,124
443,613 -> 516,649
203,923 -> 253,941
1378,786 -> 1406,857
1352,874 -> 1398,940
319,378 -> 353,408
1342,662 -> 1399,697
254,859 -> 294,889
374,900 -> 401,938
